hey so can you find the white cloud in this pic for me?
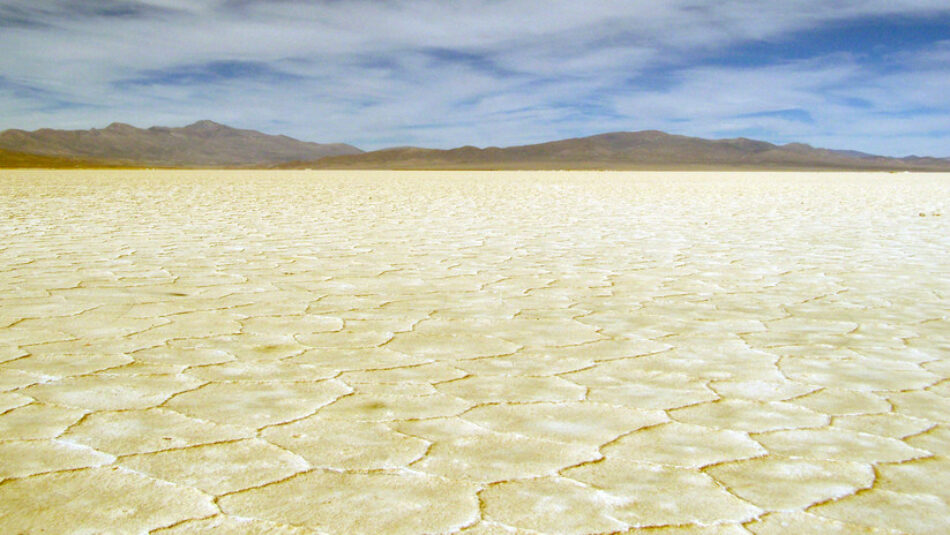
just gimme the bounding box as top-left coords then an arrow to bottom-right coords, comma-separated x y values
0,0 -> 948,155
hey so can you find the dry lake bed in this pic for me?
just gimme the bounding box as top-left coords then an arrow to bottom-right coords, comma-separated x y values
0,170 -> 948,534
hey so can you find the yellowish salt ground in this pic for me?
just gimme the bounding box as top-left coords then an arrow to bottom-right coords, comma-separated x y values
0,169 -> 948,534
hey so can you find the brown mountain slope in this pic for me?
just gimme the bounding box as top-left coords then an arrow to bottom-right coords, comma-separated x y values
0,148 -> 123,168
0,121 -> 362,167
284,131 -> 950,171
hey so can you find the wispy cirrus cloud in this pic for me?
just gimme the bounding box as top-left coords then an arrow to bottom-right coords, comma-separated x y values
1,0 -> 948,155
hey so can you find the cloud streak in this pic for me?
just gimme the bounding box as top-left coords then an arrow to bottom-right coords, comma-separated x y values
1,0 -> 948,155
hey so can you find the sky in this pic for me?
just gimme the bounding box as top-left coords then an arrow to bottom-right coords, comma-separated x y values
1,1 -> 949,156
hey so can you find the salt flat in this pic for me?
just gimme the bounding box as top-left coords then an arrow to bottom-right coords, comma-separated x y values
0,169 -> 948,534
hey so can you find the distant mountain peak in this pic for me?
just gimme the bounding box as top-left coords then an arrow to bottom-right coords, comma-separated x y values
783,142 -> 814,150
181,120 -> 237,136
104,122 -> 137,131
184,119 -> 229,130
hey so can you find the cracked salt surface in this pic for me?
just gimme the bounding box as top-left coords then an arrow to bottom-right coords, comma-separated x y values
0,170 -> 948,534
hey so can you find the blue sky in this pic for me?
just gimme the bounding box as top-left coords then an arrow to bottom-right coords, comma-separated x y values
1,1 -> 948,156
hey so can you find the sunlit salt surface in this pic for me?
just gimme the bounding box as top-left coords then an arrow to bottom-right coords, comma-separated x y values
0,170 -> 948,534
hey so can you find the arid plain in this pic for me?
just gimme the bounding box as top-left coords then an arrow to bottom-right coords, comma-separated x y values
0,170 -> 948,534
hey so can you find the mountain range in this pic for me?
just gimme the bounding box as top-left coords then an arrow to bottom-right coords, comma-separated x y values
1,121 -> 948,171
0,121 -> 361,167
288,131 -> 950,171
